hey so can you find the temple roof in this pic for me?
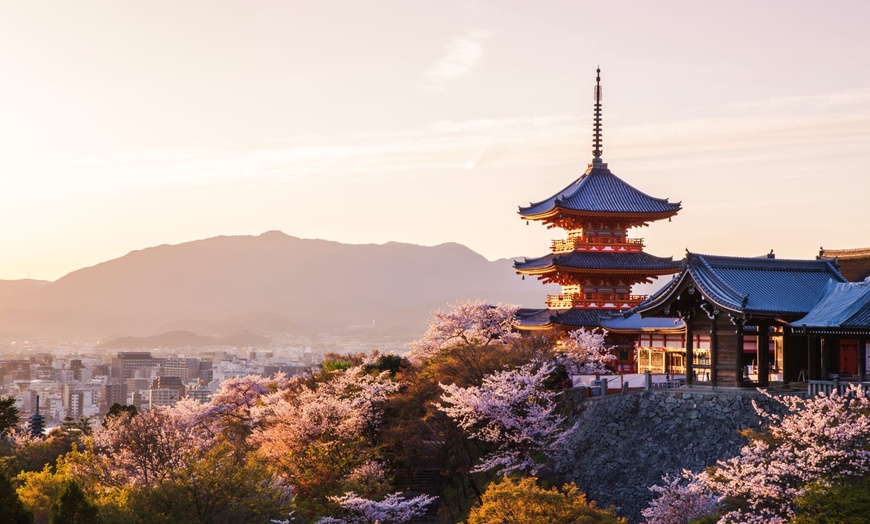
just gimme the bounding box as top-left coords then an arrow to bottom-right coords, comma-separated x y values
791,278 -> 870,332
515,250 -> 678,274
519,163 -> 681,220
636,253 -> 847,318
516,307 -> 683,332
601,313 -> 685,333
515,308 -> 608,330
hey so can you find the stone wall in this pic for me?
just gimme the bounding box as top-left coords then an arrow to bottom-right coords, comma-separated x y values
555,389 -> 789,523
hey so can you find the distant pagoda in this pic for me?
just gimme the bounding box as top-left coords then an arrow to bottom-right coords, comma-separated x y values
28,395 -> 45,438
515,69 -> 682,330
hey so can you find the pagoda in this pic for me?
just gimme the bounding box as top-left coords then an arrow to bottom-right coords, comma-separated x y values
515,69 -> 682,334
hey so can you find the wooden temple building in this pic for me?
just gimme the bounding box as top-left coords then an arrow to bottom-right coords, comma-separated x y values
512,70 -> 870,388
633,253 -> 851,387
514,69 -> 684,372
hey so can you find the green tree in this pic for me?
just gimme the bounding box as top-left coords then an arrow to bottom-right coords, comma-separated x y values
102,404 -> 137,428
465,477 -> 626,524
0,473 -> 33,524
48,480 -> 99,524
791,476 -> 870,524
0,395 -> 20,437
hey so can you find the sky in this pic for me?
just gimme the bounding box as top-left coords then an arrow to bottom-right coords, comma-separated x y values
3,0 -> 870,281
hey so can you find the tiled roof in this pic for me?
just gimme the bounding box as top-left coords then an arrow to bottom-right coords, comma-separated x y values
515,308 -> 608,329
551,308 -> 611,328
636,253 -> 847,317
791,279 -> 870,330
601,313 -> 685,333
515,251 -> 678,273
519,164 -> 681,218
516,307 -> 685,332
515,308 -> 557,328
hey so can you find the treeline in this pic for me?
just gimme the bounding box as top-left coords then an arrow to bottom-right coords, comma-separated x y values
1,300 -> 869,523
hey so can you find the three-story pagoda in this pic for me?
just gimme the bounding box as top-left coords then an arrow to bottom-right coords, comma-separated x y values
515,69 -> 682,331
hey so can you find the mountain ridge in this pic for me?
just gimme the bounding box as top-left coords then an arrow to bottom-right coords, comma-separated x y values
0,232 -> 553,342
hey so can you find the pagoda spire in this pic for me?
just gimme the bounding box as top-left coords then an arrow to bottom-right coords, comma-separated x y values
592,67 -> 603,162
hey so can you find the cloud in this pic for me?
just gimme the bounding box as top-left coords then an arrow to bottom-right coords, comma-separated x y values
420,29 -> 493,92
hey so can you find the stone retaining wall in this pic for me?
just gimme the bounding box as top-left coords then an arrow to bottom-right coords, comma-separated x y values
555,388 -> 790,523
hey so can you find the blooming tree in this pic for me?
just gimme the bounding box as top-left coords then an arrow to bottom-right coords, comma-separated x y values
641,471 -> 719,524
438,361 -> 570,475
253,365 -> 403,520
559,327 -> 615,375
641,385 -> 870,524
316,492 -> 436,524
408,300 -> 520,360
702,385 -> 870,524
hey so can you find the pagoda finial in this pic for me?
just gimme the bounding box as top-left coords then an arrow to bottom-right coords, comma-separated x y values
592,67 -> 603,161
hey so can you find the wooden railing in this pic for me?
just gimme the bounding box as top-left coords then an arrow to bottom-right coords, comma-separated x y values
808,379 -> 870,396
552,236 -> 644,253
546,293 -> 648,309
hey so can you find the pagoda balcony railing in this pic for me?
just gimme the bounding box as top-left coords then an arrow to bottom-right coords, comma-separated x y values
551,237 -> 644,254
546,293 -> 648,309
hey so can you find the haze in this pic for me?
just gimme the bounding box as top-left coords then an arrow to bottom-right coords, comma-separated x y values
3,1 -> 870,281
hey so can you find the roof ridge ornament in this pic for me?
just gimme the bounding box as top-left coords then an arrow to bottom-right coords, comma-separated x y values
592,67 -> 603,164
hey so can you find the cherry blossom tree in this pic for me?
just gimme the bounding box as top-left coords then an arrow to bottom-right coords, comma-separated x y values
559,327 -> 615,375
641,385 -> 870,524
438,361 -> 570,475
641,471 -> 719,524
702,385 -> 870,524
253,366 -> 403,521
408,300 -> 520,360
315,492 -> 436,524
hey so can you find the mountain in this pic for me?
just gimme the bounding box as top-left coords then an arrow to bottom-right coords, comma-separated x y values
0,232 -> 554,341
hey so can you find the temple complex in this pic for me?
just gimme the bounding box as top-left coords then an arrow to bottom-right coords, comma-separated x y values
514,69 -> 683,371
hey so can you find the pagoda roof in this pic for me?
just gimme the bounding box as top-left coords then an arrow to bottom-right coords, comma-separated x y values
601,313 -> 685,333
515,251 -> 678,275
515,308 -> 607,330
636,253 -> 847,318
516,307 -> 684,333
519,162 -> 681,221
791,278 -> 870,333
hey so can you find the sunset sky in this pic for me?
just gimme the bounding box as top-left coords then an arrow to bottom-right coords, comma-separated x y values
3,1 -> 870,281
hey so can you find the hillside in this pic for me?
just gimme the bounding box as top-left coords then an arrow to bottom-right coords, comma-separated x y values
0,232 -> 554,341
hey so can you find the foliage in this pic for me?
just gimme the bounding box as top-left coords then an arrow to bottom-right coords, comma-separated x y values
439,361 -> 570,475
0,396 -> 20,437
0,473 -> 33,524
790,476 -> 870,524
48,479 -> 99,524
641,385 -> 870,524
409,300 -> 519,359
465,476 -> 626,524
102,404 -> 137,427
253,365 -> 402,521
559,328 -> 615,375
641,471 -> 719,524
703,386 -> 870,523
315,491 -> 436,524
16,463 -> 68,524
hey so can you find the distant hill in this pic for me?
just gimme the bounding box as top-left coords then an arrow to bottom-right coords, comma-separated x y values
0,232 -> 554,342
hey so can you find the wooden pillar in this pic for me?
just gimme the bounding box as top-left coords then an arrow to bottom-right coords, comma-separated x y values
735,320 -> 744,387
757,324 -> 770,387
821,337 -> 829,379
710,317 -> 719,385
859,338 -> 867,382
685,322 -> 694,385
807,333 -> 817,380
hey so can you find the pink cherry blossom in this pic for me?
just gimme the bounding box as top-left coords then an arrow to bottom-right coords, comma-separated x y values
438,360 -> 570,475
